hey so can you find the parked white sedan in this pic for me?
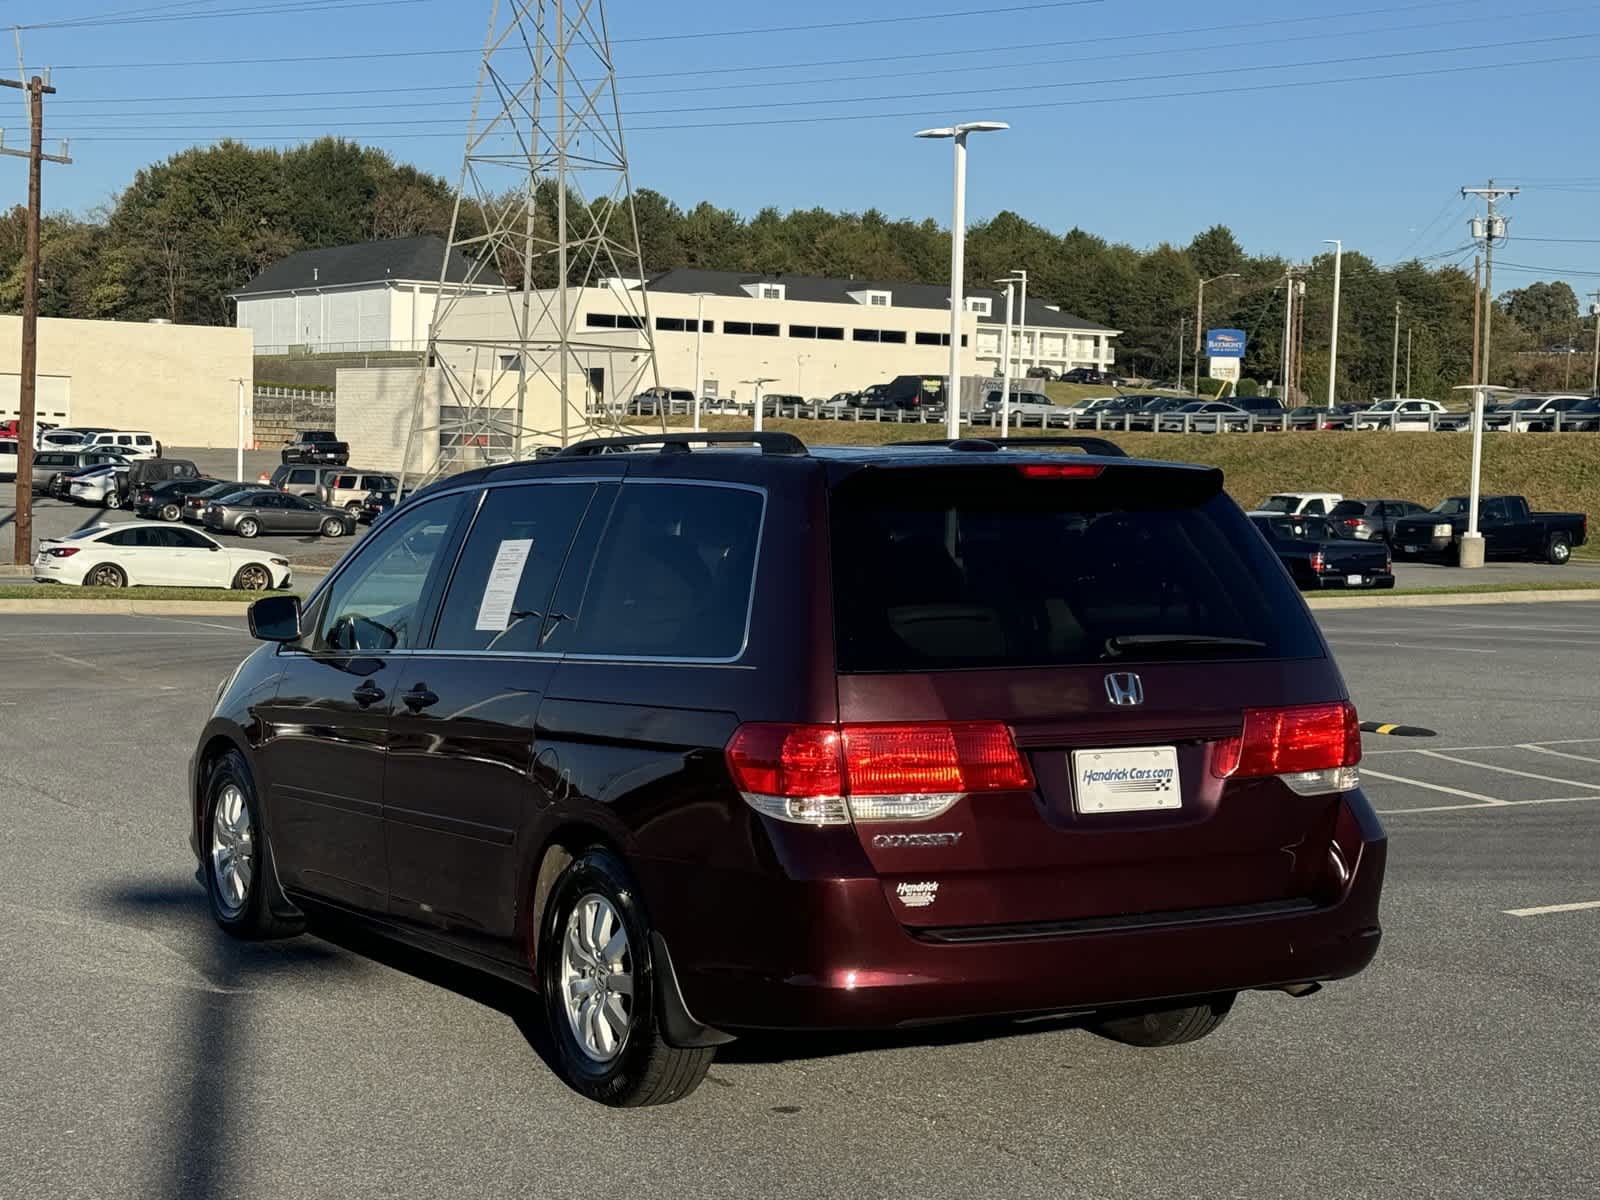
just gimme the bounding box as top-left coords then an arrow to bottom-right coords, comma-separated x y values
67,464 -> 129,508
33,523 -> 292,590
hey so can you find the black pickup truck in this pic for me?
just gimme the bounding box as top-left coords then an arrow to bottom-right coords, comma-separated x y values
281,430 -> 349,466
1250,515 -> 1395,590
1392,495 -> 1588,564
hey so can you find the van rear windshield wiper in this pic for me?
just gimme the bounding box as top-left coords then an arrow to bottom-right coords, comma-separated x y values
1102,634 -> 1268,659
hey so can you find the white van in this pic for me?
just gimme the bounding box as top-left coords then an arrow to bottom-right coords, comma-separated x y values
83,431 -> 160,460
0,438 -> 18,479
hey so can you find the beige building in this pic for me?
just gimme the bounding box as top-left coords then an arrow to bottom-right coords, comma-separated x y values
0,315 -> 254,447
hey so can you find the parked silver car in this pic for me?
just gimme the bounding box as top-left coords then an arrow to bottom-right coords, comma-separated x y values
201,489 -> 353,539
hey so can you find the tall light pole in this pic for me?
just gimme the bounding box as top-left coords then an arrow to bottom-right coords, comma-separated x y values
1590,295 -> 1600,392
1406,327 -> 1413,396
995,276 -> 1017,439
1323,240 -> 1342,409
1452,384 -> 1510,569
916,120 -> 1008,439
1194,273 -> 1239,392
1011,267 -> 1028,385
744,376 -> 779,433
691,292 -> 712,431
1390,301 -> 1401,398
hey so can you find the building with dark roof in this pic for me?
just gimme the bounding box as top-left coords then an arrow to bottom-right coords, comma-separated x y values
231,236 -> 507,354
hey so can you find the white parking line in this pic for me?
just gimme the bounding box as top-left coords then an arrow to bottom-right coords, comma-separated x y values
1517,744 -> 1600,766
1366,738 -> 1600,756
1417,751 -> 1600,792
1362,768 -> 1508,804
1377,796 -> 1600,815
1504,899 -> 1600,918
1328,639 -> 1496,654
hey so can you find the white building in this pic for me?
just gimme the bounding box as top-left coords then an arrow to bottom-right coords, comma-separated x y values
230,236 -> 507,355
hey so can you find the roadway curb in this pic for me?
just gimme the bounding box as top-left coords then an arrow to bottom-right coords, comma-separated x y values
1306,587 -> 1600,610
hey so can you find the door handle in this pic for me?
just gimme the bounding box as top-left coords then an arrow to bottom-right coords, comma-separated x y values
352,680 -> 387,708
401,684 -> 439,712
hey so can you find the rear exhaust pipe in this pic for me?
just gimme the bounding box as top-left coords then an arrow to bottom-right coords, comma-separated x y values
1278,982 -> 1322,998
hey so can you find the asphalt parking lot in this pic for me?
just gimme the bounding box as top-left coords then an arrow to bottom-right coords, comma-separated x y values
0,448 -> 363,572
1,603 -> 1597,1199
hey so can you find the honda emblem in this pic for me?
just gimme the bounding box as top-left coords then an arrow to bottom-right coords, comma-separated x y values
1104,672 -> 1144,707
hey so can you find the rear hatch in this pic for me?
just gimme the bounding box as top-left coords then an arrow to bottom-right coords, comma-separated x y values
826,459 -> 1354,932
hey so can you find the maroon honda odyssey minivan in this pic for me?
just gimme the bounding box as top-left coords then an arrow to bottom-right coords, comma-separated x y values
191,432 -> 1385,1107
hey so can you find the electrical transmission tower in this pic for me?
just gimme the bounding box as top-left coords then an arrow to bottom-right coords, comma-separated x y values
401,0 -> 659,486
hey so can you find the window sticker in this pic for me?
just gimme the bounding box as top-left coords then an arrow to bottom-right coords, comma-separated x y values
474,538 -> 533,632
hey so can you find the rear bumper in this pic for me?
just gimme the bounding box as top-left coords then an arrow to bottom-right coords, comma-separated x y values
648,794 -> 1387,1032
1308,571 -> 1395,590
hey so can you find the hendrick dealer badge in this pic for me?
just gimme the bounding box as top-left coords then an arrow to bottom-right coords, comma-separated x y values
1071,746 -> 1181,814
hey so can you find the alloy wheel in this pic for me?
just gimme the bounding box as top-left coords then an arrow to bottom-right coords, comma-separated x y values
237,565 -> 271,591
559,894 -> 634,1063
210,784 -> 254,918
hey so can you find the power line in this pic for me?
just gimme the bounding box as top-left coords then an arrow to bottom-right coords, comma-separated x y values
605,0 -> 1108,45
50,32 -> 1600,134
51,47 -> 1600,140
55,3 -> 1591,113
21,0 -> 433,30
40,0 -> 1501,71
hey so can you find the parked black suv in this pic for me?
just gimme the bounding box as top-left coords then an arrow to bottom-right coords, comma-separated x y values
192,432 -> 1386,1108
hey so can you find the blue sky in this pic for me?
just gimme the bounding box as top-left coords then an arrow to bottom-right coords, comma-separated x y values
9,0 -> 1600,298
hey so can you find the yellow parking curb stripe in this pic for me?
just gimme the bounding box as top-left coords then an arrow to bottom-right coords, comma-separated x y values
1375,723 -> 1399,735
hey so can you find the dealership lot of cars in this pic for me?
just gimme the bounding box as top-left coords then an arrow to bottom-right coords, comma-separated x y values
1,602 -> 1596,1197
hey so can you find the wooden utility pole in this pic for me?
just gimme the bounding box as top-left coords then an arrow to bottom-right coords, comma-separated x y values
1,73 -> 69,567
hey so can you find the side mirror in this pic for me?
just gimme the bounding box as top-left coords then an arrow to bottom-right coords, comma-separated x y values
208,543 -> 221,551
248,593 -> 303,643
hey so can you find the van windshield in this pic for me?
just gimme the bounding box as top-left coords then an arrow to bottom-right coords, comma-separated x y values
829,466 -> 1323,672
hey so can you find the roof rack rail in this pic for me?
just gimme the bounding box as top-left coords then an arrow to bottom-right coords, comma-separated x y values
557,432 -> 809,458
896,436 -> 1129,459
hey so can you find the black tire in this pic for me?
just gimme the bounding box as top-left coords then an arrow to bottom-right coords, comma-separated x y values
236,517 -> 259,539
103,491 -> 122,510
345,501 -> 362,517
321,517 -> 346,538
85,562 -> 127,589
231,564 -> 273,591
159,502 -> 181,522
539,849 -> 713,1107
1547,533 -> 1572,565
1092,994 -> 1236,1048
202,749 -> 301,939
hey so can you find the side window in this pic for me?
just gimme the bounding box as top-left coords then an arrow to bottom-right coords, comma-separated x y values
135,435 -> 153,446
166,527 -> 213,549
284,494 -> 314,510
431,484 -> 597,653
103,529 -> 141,548
562,483 -> 764,660
314,495 -> 464,654
1482,499 -> 1508,522
1304,499 -> 1326,516
335,474 -> 357,490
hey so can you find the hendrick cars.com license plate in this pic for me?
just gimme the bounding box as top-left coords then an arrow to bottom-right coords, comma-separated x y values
1071,746 -> 1181,814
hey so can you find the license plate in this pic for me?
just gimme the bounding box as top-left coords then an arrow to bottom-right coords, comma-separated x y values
1402,545 -> 1419,554
1346,574 -> 1364,585
1071,746 -> 1181,814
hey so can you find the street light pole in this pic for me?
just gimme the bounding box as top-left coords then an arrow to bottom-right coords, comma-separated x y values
1390,301 -> 1401,398
1194,273 -> 1239,393
1323,240 -> 1342,409
996,276 -> 1016,439
916,120 -> 1008,440
692,292 -> 710,432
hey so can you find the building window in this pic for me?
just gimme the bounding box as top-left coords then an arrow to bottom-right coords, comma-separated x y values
880,330 -> 907,345
915,331 -> 941,346
758,283 -> 786,301
725,321 -> 753,335
586,313 -> 618,329
853,329 -> 880,343
790,325 -> 817,339
498,354 -> 523,371
866,291 -> 891,306
965,297 -> 992,317
817,326 -> 844,340
656,316 -> 687,332
753,322 -> 780,337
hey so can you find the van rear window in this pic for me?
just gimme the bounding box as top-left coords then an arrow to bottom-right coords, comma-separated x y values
829,466 -> 1323,672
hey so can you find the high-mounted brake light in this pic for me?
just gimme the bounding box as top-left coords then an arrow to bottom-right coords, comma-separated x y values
1017,462 -> 1104,480
726,721 -> 1033,826
1212,702 -> 1361,796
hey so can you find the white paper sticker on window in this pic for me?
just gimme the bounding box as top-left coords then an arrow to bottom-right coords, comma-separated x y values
474,538 -> 533,632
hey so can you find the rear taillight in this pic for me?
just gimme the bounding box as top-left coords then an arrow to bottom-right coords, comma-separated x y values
1018,463 -> 1104,480
1341,518 -> 1361,528
725,721 -> 1033,826
1310,550 -> 1326,572
1212,702 -> 1361,796
46,547 -> 80,558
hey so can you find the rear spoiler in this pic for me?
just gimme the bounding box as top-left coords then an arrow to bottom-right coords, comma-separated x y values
894,436 -> 1129,458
